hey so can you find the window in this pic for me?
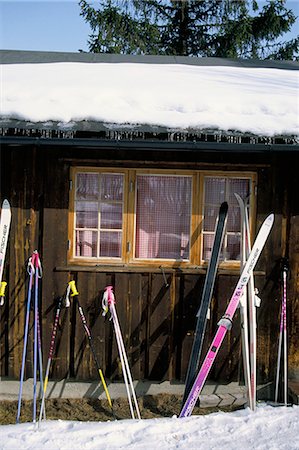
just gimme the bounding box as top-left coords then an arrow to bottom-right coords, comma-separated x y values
202,176 -> 251,263
69,168 -> 256,268
135,175 -> 192,260
74,171 -> 124,259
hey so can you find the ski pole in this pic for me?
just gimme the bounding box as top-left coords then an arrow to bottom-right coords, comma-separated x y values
32,251 -> 43,424
274,259 -> 289,405
274,302 -> 283,403
39,287 -> 71,426
103,288 -> 134,419
103,286 -> 141,419
37,307 -> 46,421
16,255 -> 35,424
69,281 -> 114,415
282,263 -> 288,406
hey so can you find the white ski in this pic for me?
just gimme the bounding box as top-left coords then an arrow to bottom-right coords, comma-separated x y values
235,193 -> 260,411
235,193 -> 252,410
0,199 -> 11,306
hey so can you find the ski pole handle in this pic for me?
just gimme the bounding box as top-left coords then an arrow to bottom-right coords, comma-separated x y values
102,286 -> 115,317
0,281 -> 7,306
68,280 -> 79,297
0,281 -> 7,297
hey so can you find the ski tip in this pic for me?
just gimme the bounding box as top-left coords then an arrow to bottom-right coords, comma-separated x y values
234,193 -> 242,202
265,213 -> 274,226
1,199 -> 10,209
220,201 -> 228,213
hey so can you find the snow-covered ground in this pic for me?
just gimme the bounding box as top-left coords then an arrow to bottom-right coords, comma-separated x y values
1,62 -> 298,136
0,404 -> 298,450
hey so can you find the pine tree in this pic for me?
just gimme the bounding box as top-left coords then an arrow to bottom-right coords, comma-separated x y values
79,0 -> 299,60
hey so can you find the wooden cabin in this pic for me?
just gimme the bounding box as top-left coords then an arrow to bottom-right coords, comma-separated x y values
0,50 -> 298,393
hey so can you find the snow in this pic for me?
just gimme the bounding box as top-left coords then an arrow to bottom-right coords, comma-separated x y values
0,405 -> 298,450
1,62 -> 298,136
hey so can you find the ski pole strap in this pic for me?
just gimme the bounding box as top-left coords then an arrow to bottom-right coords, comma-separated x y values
27,255 -> 35,275
68,280 -> 79,297
102,286 -> 115,317
65,283 -> 71,307
31,250 -> 43,278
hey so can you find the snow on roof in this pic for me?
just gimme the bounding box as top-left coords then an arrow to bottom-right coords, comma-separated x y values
1,59 -> 298,137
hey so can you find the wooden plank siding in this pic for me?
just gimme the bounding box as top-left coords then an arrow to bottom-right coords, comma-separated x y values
0,145 -> 298,386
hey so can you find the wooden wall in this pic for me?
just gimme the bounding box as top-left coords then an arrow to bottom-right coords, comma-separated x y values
0,145 -> 298,385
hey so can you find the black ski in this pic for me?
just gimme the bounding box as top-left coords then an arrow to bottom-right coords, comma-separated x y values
182,201 -> 228,404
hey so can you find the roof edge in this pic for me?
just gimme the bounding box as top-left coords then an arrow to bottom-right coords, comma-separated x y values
0,49 -> 298,70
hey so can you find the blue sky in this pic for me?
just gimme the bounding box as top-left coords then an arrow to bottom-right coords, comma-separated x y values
0,0 -> 298,53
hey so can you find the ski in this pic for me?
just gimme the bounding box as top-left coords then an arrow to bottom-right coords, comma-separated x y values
235,193 -> 253,410
244,197 -> 260,411
0,199 -> 11,306
179,213 -> 274,418
182,202 -> 228,405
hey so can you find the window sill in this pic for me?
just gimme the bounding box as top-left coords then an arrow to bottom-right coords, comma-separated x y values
55,264 -> 265,276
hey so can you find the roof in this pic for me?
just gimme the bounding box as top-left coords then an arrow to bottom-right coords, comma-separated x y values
0,49 -> 298,69
0,50 -> 298,148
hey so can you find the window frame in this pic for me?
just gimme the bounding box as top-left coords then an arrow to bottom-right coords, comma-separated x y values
68,166 -> 257,269
200,171 -> 257,269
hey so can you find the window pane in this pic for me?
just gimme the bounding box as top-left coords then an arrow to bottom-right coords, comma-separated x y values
203,206 -> 218,232
202,233 -> 214,261
76,173 -> 99,200
76,230 -> 97,257
76,201 -> 98,228
226,206 -> 240,232
204,178 -> 225,204
203,176 -> 251,262
100,174 -> 123,201
100,231 -> 122,257
226,234 -> 241,260
135,175 -> 192,260
100,203 -> 123,229
228,178 -> 250,205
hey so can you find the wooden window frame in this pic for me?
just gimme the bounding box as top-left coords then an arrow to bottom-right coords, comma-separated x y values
68,166 -> 257,269
200,171 -> 257,270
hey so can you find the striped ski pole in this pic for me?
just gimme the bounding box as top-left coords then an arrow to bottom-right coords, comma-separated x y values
275,259 -> 289,405
102,286 -> 141,420
180,214 -> 274,418
38,286 -> 71,426
16,255 -> 35,423
68,281 -> 114,416
282,262 -> 288,406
